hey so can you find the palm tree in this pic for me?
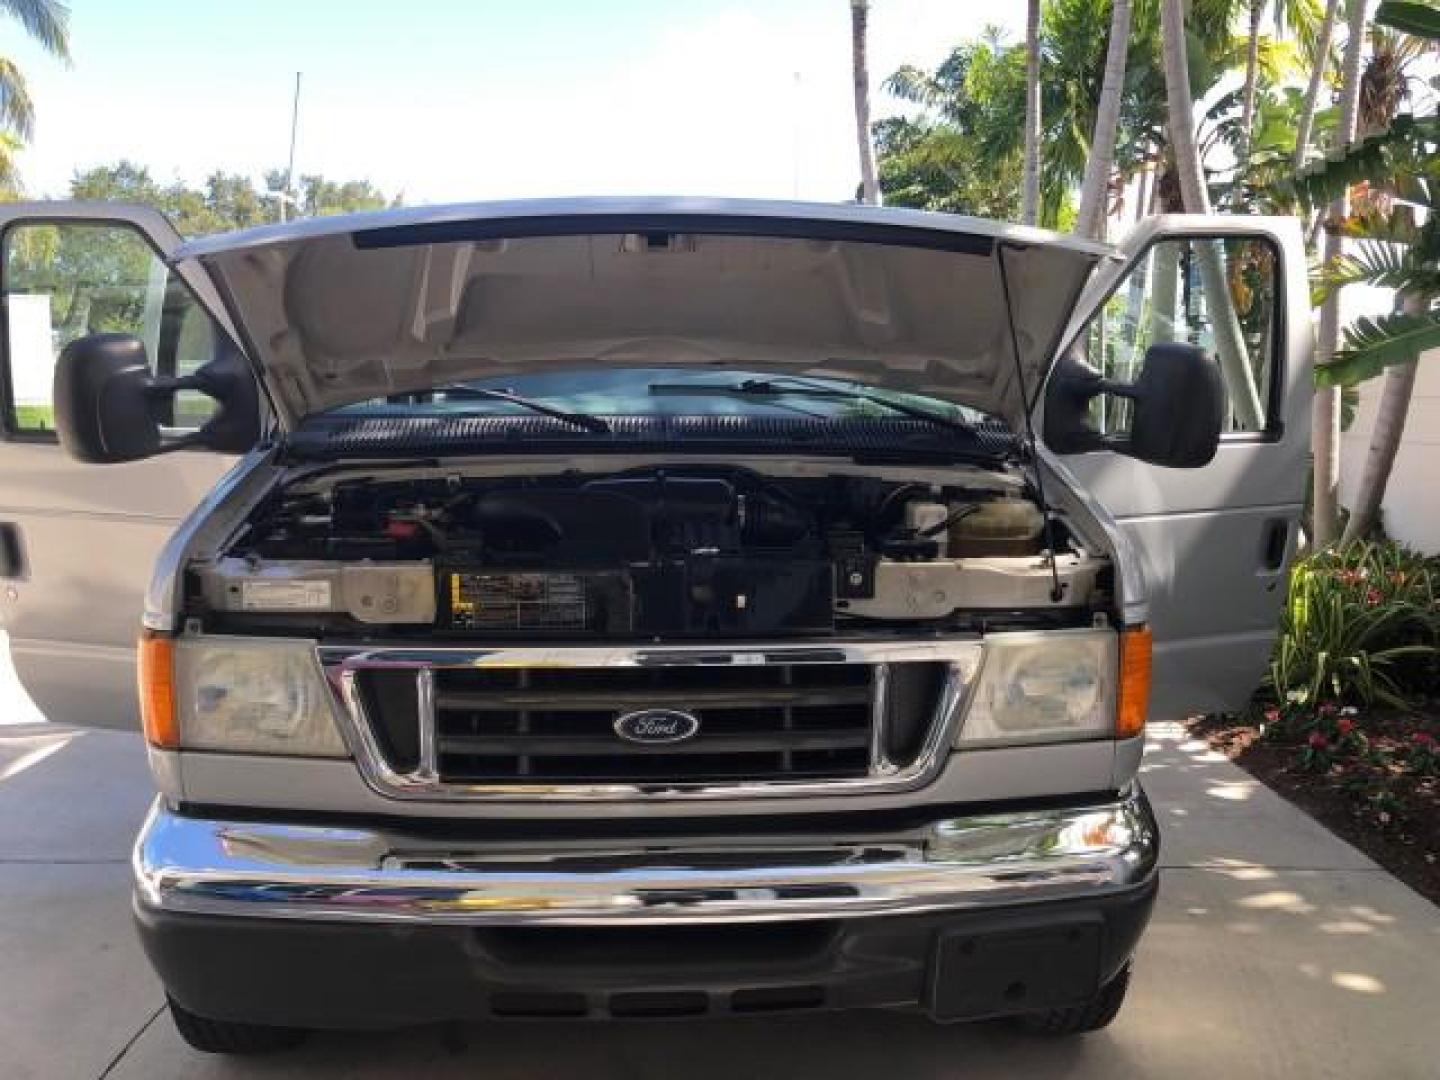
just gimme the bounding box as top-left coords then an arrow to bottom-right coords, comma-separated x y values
880,23 -> 1054,223
1296,113 -> 1440,544
1323,6 -> 1438,544
1293,0 -> 1341,169
1237,0 -> 1266,167
884,3 -> 1159,229
0,0 -> 71,188
1159,0 -> 1266,428
881,0 -> 1298,232
1160,0 -> 1226,215
1358,24 -> 1428,136
1345,294 -> 1424,543
1237,0 -> 1328,171
1075,0 -> 1133,239
1022,0 -> 1042,225
850,0 -> 881,205
1312,0 -> 1372,548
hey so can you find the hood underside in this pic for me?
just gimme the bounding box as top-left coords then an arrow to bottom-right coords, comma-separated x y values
178,199 -> 1115,429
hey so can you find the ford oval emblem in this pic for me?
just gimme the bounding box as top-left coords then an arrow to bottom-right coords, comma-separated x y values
614,708 -> 701,744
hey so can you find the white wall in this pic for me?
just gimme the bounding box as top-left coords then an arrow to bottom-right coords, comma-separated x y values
1340,347 -> 1440,554
6,293 -> 54,409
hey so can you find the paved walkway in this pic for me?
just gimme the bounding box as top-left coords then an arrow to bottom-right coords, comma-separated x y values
1,720 -> 1437,1079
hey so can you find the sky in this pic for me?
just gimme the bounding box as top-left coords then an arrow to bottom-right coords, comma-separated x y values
6,0 -> 1025,206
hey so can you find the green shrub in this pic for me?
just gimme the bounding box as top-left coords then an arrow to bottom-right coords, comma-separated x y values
1267,543 -> 1440,708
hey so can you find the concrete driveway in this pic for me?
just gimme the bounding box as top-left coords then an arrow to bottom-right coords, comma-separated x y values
2,719 -> 1437,1080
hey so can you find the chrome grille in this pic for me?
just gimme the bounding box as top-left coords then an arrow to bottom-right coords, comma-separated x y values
430,664 -> 876,783
327,642 -> 981,800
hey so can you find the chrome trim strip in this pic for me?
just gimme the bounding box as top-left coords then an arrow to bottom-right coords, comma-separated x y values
414,667 -> 438,783
321,639 -> 983,802
133,785 -> 1157,926
868,662 -> 892,776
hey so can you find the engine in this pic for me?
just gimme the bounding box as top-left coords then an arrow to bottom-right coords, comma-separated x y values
194,465 -> 1107,638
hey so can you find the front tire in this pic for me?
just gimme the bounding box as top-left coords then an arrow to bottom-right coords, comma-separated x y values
1015,963 -> 1131,1036
167,996 -> 308,1055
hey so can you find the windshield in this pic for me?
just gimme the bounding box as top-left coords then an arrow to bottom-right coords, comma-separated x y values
329,367 -> 992,426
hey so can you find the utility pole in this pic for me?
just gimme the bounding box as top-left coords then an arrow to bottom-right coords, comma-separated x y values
791,70 -> 802,199
281,71 -> 302,223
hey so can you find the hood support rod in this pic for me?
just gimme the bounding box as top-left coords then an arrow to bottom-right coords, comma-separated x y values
996,244 -> 1064,604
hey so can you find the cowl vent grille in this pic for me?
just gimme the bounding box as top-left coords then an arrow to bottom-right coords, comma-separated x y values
291,414 -> 1016,460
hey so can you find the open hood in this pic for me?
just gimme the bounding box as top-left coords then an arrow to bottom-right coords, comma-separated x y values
177,198 -> 1117,430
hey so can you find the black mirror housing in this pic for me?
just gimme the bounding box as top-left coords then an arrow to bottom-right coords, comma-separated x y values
53,333 -> 164,463
187,343 -> 262,455
1044,342 -> 1224,469
53,332 -> 262,464
1127,342 -> 1225,468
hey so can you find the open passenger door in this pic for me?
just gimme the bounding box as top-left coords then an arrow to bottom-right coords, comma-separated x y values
0,203 -> 258,728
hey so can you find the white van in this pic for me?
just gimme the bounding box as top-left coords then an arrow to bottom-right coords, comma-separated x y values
5,199 -> 1308,1051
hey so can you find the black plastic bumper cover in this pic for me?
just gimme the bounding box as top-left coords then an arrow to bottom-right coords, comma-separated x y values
136,874 -> 1157,1030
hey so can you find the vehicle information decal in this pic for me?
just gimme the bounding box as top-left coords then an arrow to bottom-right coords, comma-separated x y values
240,579 -> 333,611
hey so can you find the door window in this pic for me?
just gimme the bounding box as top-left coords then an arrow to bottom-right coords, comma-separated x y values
1082,236 -> 1280,437
1,221 -> 222,436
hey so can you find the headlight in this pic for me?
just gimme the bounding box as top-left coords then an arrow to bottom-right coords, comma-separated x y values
165,637 -> 348,757
956,630 -> 1117,747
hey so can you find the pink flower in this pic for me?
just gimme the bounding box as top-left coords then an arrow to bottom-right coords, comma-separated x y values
1264,707 -> 1281,723
1337,717 -> 1355,737
1365,588 -> 1382,606
1308,732 -> 1330,750
1411,732 -> 1436,748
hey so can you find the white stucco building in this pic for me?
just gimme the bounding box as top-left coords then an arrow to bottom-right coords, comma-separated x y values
1339,348 -> 1440,554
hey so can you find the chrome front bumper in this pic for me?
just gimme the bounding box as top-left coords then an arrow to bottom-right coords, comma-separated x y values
134,786 -> 1158,926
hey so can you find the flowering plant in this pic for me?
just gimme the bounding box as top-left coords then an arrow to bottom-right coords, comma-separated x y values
1406,731 -> 1439,775
1267,543 -> 1439,709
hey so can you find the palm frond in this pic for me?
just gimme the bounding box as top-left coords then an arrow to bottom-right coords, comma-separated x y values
1313,240 -> 1425,303
0,129 -> 23,197
1278,0 -> 1327,51
0,0 -> 70,62
1202,87 -> 1245,127
1255,34 -> 1304,83
1287,112 -> 1440,208
0,58 -> 35,141
1376,0 -> 1440,41
882,65 -> 943,108
1319,308 -> 1440,386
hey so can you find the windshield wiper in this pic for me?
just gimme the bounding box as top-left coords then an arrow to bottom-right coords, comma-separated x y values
648,377 -> 972,433
394,384 -> 610,433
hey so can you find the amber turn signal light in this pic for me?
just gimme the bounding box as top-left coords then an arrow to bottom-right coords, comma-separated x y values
137,633 -> 179,749
1116,625 -> 1152,739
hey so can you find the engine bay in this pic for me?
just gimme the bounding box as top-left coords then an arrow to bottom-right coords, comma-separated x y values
193,464 -> 1109,638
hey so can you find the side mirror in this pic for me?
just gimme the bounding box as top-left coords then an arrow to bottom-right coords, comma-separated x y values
53,332 -> 261,464
1043,342 -> 1224,469
1128,342 -> 1226,468
53,334 -> 162,463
